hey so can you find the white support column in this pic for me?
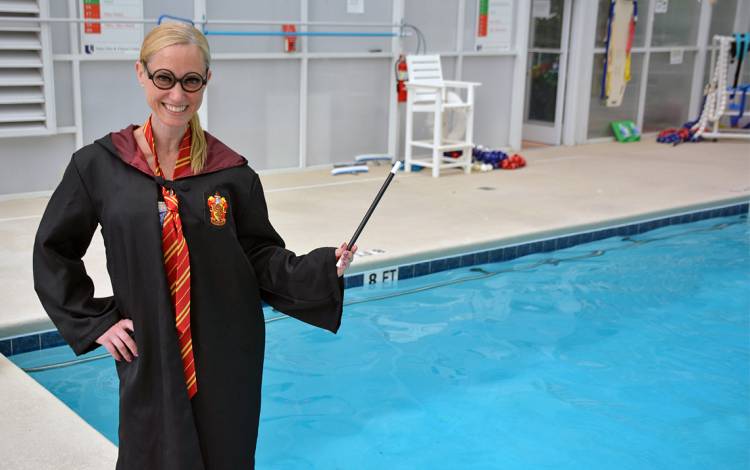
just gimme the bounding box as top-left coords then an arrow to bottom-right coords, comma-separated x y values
67,0 -> 83,148
508,0 -> 531,151
689,0 -> 712,120
563,0 -> 592,145
195,0 -> 208,130
39,0 -> 56,133
298,0 -> 309,168
387,0 -> 404,161
573,0 -> 599,144
455,0 -> 466,81
635,0 -> 656,132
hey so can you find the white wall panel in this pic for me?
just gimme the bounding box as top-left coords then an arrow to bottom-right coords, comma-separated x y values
0,134 -> 75,194
404,0 -> 459,54
49,0 -> 71,55
207,0 -> 300,54
308,0 -> 392,53
307,59 -> 390,165
462,56 -> 514,148
80,62 -> 149,145
53,61 -> 74,127
207,60 -> 300,171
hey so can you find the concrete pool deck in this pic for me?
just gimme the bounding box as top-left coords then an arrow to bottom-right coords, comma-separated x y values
0,136 -> 748,468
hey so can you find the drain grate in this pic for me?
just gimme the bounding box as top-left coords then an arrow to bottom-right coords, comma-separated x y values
477,186 -> 496,191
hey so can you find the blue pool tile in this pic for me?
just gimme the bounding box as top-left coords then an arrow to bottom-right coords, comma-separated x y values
346,274 -> 364,289
560,235 -> 574,249
40,331 -> 66,349
414,262 -> 430,277
446,256 -> 460,270
398,264 -> 415,280
487,249 -> 502,263
579,232 -> 593,244
0,339 -> 11,356
460,254 -> 475,268
12,335 -> 40,355
542,239 -> 556,253
430,258 -> 449,274
567,234 -> 581,248
474,251 -> 488,265
503,246 -> 518,261
517,243 -> 531,257
530,241 -> 544,254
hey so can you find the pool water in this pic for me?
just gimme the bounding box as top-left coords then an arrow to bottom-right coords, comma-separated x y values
12,215 -> 750,469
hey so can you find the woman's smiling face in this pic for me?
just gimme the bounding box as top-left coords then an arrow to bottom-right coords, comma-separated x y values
136,43 -> 210,129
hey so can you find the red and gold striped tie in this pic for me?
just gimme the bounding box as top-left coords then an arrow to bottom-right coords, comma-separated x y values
143,116 -> 198,399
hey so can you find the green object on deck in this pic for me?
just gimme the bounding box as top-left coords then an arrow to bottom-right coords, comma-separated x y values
611,120 -> 641,142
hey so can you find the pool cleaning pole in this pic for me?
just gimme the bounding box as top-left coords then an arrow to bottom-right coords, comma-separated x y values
337,161 -> 402,268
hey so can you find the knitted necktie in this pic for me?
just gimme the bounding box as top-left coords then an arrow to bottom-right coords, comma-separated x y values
143,116 -> 197,399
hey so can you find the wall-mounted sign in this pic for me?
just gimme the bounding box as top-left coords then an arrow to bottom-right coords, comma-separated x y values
655,0 -> 669,14
347,0 -> 365,14
475,0 -> 513,52
532,0 -> 552,19
80,0 -> 143,55
670,49 -> 684,65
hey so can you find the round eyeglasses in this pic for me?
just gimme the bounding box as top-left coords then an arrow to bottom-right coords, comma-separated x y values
144,64 -> 208,93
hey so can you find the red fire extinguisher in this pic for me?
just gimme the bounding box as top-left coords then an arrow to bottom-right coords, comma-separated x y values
282,24 -> 296,53
396,54 -> 408,103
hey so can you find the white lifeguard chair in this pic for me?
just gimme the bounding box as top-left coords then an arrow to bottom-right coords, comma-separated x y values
404,55 -> 481,178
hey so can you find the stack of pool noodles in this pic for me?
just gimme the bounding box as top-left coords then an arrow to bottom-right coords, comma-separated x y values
472,147 -> 526,170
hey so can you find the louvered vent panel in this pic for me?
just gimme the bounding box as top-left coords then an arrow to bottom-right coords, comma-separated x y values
0,0 -> 54,136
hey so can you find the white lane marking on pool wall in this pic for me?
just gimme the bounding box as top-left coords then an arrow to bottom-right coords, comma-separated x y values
363,266 -> 399,287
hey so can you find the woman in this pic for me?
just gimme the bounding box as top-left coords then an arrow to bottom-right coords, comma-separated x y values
33,22 -> 356,469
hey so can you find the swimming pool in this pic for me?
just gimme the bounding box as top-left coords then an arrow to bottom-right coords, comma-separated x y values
11,214 -> 750,469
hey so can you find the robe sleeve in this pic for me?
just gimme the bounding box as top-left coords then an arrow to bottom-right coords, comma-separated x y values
33,157 -> 121,355
236,172 -> 344,333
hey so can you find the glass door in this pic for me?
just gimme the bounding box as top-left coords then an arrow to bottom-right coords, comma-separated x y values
522,0 -> 571,145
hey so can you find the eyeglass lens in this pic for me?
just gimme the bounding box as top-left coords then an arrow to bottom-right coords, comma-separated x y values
150,69 -> 206,92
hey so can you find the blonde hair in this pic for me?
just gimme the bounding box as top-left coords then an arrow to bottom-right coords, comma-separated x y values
140,22 -> 210,173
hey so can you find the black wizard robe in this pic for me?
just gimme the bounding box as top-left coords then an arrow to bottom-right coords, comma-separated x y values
33,125 -> 344,469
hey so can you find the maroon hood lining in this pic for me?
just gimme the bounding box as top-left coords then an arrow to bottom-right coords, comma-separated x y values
104,124 -> 248,179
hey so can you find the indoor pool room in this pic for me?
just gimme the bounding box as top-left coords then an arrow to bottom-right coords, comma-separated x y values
1,1 -> 749,470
